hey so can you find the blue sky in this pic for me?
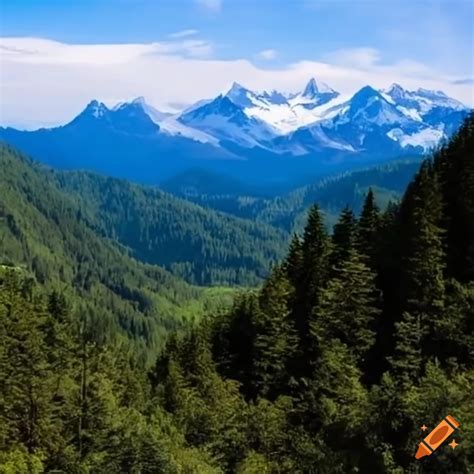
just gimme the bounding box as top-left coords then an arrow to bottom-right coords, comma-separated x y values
1,0 -> 473,127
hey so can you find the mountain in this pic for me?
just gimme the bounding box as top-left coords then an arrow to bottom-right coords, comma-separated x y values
0,79 -> 469,184
182,79 -> 342,137
289,77 -> 340,108
2,112 -> 472,474
70,99 -> 160,135
0,100 -> 240,183
179,89 -> 278,148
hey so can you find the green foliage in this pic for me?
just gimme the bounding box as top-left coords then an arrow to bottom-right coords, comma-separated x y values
311,249 -> 379,361
1,115 -> 473,472
253,267 -> 298,397
0,271 -> 220,473
173,159 -> 420,235
55,169 -> 287,286
0,145 -> 237,361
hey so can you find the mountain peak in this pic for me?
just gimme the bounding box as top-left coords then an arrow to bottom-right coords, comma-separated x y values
132,96 -> 147,106
113,97 -> 148,111
261,89 -> 289,105
226,82 -> 256,108
302,78 -> 336,98
302,78 -> 318,97
227,82 -> 248,95
84,100 -> 109,118
352,85 -> 381,101
387,83 -> 405,94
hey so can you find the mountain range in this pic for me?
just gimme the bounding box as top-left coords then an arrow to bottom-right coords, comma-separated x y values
0,79 -> 469,183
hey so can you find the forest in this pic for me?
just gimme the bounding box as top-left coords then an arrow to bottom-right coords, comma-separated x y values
0,114 -> 473,473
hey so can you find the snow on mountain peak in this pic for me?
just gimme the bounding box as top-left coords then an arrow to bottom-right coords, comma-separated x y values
416,88 -> 448,99
228,82 -> 247,94
333,85 -> 412,128
350,85 -> 382,106
114,97 -> 146,111
174,80 -> 467,153
302,78 -> 336,98
225,82 -> 257,108
386,83 -> 407,99
132,96 -> 148,106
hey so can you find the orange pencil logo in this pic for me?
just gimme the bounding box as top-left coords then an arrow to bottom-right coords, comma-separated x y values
415,415 -> 460,459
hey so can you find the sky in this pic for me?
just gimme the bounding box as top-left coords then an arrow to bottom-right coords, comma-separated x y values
0,0 -> 473,128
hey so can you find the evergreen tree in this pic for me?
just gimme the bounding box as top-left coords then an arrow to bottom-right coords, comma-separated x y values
311,249 -> 379,364
356,188 -> 381,268
253,267 -> 298,398
434,113 -> 474,281
392,161 -> 446,381
284,233 -> 303,289
330,206 -> 357,270
297,205 -> 330,346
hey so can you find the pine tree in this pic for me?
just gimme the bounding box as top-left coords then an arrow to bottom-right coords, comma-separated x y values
330,207 -> 357,271
253,266 -> 298,398
298,205 -> 330,340
434,113 -> 474,281
311,249 -> 379,364
392,161 -> 446,380
284,233 -> 303,289
211,294 -> 258,397
0,273 -> 58,456
356,188 -> 380,268
389,311 -> 423,387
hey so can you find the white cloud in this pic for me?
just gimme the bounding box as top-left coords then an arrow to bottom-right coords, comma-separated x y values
0,37 -> 214,64
257,49 -> 278,61
0,37 -> 472,129
168,29 -> 199,39
195,0 -> 222,12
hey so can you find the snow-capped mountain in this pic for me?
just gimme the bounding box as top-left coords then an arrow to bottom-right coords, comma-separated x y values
178,92 -> 278,148
69,99 -> 160,135
0,78 -> 470,184
206,79 -> 344,134
289,78 -> 339,109
174,80 -> 469,155
384,83 -> 466,117
66,79 -> 468,155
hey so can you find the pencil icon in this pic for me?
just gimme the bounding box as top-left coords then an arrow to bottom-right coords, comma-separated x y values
415,415 -> 460,459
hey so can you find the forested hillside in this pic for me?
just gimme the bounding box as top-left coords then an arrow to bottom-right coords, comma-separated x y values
0,146 -> 235,361
1,115 -> 472,472
53,170 -> 287,286
164,160 -> 420,232
256,159 -> 421,232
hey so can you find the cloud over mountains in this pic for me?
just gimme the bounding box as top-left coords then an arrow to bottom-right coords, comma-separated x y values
1,36 -> 472,129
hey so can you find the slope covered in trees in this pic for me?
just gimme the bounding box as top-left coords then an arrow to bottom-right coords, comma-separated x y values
256,159 -> 421,232
53,170 -> 287,286
163,160 -> 420,232
0,144 -> 289,287
158,116 -> 474,472
1,115 -> 473,472
0,146 -> 235,361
